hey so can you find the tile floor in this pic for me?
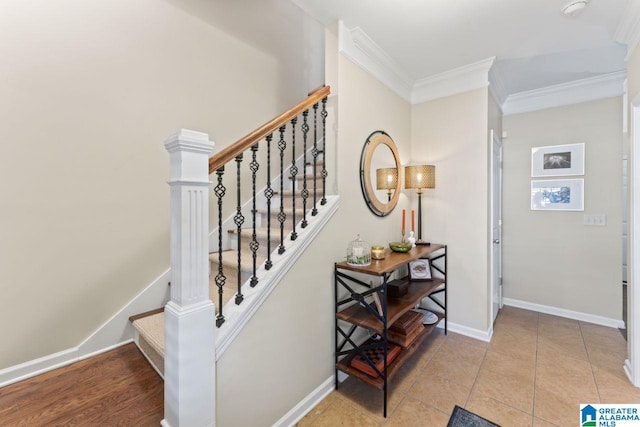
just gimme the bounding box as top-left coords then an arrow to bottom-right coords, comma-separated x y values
296,306 -> 639,426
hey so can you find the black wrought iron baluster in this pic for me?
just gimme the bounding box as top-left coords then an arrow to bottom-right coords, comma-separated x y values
301,109 -> 309,227
277,126 -> 287,254
249,144 -> 259,287
234,154 -> 245,305
321,97 -> 328,205
214,167 -> 226,327
264,134 -> 273,270
311,102 -> 319,216
289,117 -> 298,241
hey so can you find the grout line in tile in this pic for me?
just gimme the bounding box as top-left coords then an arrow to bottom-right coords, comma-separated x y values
304,308 -> 630,426
387,331 -> 449,421
462,337 -> 489,408
579,320 -> 602,404
341,394 -> 384,426
297,395 -> 339,427
531,311 -> 540,421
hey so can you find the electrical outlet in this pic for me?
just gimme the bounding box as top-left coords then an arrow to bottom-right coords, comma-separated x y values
583,214 -> 607,226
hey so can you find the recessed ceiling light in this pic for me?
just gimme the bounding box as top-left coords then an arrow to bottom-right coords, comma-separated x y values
562,0 -> 589,17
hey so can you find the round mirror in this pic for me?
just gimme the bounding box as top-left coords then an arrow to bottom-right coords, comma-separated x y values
360,131 -> 401,217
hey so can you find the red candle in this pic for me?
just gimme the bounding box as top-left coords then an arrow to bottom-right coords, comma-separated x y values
411,210 -> 415,232
402,209 -> 406,232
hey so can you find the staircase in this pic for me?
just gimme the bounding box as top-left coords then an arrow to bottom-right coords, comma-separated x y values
128,87 -> 335,384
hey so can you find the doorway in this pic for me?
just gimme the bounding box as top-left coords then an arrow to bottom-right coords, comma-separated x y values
626,93 -> 640,386
490,129 -> 503,325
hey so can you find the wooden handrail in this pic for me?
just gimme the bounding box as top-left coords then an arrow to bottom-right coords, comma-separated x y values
208,85 -> 330,174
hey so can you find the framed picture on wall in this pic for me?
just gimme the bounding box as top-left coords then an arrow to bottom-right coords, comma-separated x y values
409,259 -> 432,281
531,143 -> 584,177
531,179 -> 584,211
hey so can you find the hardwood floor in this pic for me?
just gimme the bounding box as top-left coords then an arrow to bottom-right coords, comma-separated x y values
0,343 -> 163,426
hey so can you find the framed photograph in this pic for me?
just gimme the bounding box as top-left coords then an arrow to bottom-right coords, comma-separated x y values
531,179 -> 584,211
409,259 -> 432,281
531,143 -> 584,177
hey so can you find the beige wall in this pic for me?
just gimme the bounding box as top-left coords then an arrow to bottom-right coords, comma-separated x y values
502,98 -> 623,320
488,95 -> 503,142
216,28 -> 413,426
216,219 -> 340,427
411,89 -> 491,333
0,0 -> 323,369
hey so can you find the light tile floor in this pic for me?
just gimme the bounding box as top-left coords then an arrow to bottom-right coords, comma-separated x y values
296,306 -> 639,426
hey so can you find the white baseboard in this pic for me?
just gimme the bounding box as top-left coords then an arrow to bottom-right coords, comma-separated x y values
625,358 -> 635,386
78,270 -> 170,358
503,297 -> 625,329
0,340 -> 131,388
0,347 -> 78,388
436,319 -> 493,342
272,376 -> 335,427
0,267 -> 169,388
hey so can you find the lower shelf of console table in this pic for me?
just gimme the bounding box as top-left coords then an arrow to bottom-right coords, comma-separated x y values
335,312 -> 444,390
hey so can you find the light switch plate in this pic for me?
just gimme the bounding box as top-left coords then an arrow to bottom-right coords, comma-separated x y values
584,214 -> 607,226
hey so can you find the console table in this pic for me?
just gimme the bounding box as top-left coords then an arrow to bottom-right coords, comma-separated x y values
333,244 -> 447,417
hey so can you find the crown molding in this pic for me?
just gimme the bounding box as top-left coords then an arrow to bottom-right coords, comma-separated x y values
614,0 -> 640,61
338,22 -> 495,105
336,21 -> 623,111
338,21 -> 413,101
502,70 -> 626,115
412,57 -> 496,104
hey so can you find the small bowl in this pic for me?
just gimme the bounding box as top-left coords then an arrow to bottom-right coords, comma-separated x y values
389,242 -> 412,253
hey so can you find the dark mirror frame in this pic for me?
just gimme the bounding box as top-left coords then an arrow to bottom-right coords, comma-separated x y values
359,130 -> 402,217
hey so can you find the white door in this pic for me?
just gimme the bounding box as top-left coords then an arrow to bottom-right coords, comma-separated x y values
628,94 -> 640,386
624,155 -> 628,287
490,130 -> 503,324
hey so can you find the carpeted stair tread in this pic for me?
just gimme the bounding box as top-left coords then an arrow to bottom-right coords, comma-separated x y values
289,173 -> 323,181
273,189 -> 325,197
132,312 -> 165,357
227,226 -> 288,241
254,207 -> 306,220
209,248 -> 266,272
305,160 -> 325,166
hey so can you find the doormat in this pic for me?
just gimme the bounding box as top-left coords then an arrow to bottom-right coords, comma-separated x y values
447,405 -> 500,427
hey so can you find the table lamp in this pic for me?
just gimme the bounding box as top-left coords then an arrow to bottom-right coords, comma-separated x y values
405,165 -> 435,244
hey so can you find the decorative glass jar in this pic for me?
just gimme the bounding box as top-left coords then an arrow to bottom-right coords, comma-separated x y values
371,245 -> 386,260
347,235 -> 371,266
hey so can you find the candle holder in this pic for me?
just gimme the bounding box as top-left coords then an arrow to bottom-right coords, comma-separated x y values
371,245 -> 386,260
407,231 -> 416,247
346,235 -> 371,266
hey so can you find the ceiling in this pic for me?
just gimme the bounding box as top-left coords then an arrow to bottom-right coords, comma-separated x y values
293,0 -> 630,99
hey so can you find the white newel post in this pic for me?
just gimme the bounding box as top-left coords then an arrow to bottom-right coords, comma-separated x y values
162,129 -> 216,427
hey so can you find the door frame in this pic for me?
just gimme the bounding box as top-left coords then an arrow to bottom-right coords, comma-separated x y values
489,129 -> 503,325
626,92 -> 640,387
